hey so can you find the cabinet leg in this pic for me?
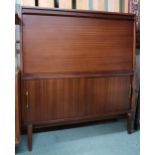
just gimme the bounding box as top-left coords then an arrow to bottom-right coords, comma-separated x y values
134,87 -> 140,130
127,112 -> 133,134
27,124 -> 33,151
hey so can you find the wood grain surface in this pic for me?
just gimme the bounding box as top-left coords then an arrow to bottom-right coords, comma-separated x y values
22,14 -> 133,74
20,8 -> 136,140
22,77 -> 130,124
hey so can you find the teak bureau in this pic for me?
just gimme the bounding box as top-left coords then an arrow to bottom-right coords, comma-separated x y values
20,7 -> 136,150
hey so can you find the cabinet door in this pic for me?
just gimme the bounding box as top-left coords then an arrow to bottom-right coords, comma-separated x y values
22,77 -> 130,125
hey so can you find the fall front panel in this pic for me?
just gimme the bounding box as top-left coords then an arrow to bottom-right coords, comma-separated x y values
22,14 -> 133,74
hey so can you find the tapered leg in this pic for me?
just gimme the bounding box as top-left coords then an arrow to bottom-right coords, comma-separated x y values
27,124 -> 32,151
134,87 -> 140,130
127,112 -> 133,134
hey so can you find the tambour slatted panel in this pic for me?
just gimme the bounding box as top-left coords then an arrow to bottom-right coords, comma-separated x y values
22,0 -> 35,6
59,0 -> 72,9
22,14 -> 133,74
38,0 -> 54,7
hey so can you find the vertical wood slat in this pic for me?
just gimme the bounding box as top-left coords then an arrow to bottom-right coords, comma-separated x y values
38,0 -> 54,7
93,0 -> 104,11
104,0 -> 108,11
120,0 -> 128,13
76,0 -> 89,10
54,0 -> 59,8
114,0 -> 120,12
119,0 -> 123,13
92,0 -> 120,12
108,0 -> 114,12
59,0 -> 72,9
22,0 -> 35,6
72,0 -> 76,9
124,0 -> 129,13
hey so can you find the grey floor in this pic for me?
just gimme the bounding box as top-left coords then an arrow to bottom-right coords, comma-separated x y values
16,119 -> 140,155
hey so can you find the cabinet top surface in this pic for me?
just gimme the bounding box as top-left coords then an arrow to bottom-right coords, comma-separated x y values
21,6 -> 135,20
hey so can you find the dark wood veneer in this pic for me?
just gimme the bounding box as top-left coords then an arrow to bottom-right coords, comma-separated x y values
20,7 -> 136,151
23,70 -> 133,80
22,77 -> 130,124
22,13 -> 133,74
15,69 -> 21,144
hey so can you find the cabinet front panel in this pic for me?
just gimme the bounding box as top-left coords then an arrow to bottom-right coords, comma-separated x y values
22,15 -> 133,74
22,77 -> 130,124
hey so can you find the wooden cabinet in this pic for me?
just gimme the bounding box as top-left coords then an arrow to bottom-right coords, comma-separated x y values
15,69 -> 20,144
20,7 -> 136,150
